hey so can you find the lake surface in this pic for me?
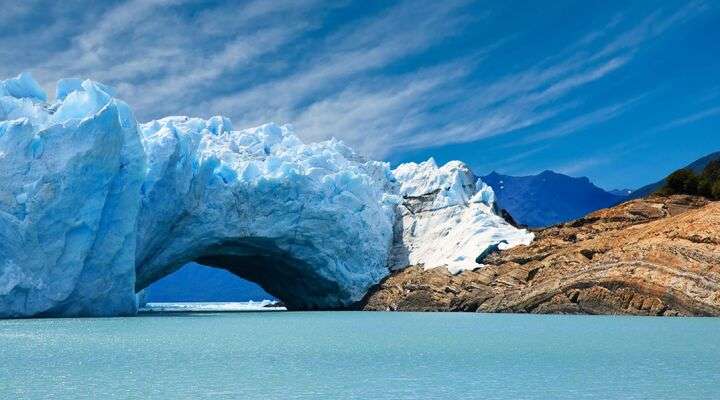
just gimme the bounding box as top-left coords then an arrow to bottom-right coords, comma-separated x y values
1,311 -> 719,399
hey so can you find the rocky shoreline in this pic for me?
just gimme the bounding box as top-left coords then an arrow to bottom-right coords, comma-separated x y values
361,195 -> 720,316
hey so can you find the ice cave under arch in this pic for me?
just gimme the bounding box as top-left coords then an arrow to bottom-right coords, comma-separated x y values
137,238 -> 366,310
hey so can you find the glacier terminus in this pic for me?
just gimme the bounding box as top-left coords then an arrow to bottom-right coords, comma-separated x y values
0,73 -> 532,317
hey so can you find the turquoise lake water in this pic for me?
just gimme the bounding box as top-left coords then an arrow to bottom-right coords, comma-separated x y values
1,311 -> 719,399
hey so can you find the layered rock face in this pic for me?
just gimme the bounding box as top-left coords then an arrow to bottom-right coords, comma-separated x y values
363,195 -> 720,316
0,74 -> 529,317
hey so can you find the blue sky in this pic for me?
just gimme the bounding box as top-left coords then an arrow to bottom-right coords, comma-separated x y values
1,0 -> 718,189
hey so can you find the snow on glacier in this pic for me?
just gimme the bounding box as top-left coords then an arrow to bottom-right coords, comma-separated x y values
391,159 -> 533,274
0,73 -> 532,317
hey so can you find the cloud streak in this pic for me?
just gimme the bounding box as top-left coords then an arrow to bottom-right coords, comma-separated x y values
652,106 -> 720,133
0,0 -> 712,160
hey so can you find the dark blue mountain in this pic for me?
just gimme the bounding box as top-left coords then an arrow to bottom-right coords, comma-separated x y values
482,170 -> 627,228
146,262 -> 274,302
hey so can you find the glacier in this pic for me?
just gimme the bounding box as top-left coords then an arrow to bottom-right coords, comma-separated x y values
391,159 -> 533,274
0,73 -> 532,317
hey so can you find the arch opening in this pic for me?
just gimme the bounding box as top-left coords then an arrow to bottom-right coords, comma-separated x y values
136,237 -> 348,310
143,263 -> 275,303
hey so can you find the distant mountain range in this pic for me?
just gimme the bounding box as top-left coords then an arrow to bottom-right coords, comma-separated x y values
629,151 -> 720,199
481,151 -> 720,228
482,170 -> 627,228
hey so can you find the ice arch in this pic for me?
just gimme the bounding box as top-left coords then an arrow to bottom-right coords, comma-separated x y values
0,74 -> 396,316
133,118 -> 397,309
0,74 -> 532,317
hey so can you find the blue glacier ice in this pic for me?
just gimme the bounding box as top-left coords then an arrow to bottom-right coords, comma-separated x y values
0,74 -> 142,317
0,72 -> 47,101
0,73 -> 532,317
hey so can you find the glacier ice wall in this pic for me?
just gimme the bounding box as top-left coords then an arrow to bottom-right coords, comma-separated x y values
0,74 -> 143,317
0,73 -> 532,317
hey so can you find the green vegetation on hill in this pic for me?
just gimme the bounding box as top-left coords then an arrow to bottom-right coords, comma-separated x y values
631,151 -> 720,199
658,160 -> 720,200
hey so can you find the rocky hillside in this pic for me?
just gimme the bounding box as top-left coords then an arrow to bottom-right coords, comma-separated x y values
362,195 -> 720,316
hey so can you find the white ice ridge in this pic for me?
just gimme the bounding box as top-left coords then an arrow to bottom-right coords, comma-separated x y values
0,73 -> 532,317
391,159 -> 533,274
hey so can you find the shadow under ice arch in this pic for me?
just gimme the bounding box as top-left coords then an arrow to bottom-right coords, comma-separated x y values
135,237 -> 347,310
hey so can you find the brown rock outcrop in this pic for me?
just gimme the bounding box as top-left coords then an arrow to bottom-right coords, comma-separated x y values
361,195 -> 720,316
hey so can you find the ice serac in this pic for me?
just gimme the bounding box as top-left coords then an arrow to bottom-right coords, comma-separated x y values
0,73 -> 533,317
0,74 -> 143,317
390,159 -> 534,274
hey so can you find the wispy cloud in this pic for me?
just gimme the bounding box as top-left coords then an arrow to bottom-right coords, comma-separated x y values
652,106 -> 720,133
552,155 -> 615,176
0,0 -> 711,160
510,95 -> 647,146
197,1 -> 476,132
